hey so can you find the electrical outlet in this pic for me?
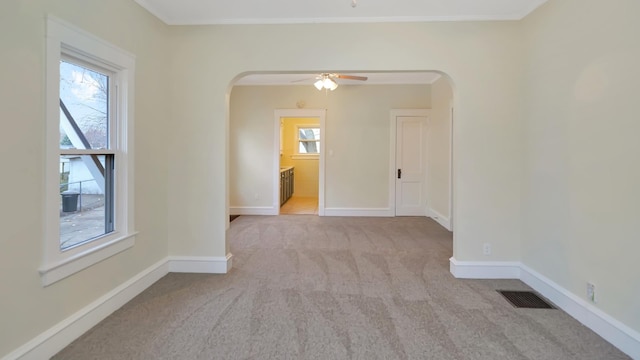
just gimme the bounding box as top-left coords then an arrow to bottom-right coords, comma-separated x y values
483,243 -> 491,256
587,283 -> 596,303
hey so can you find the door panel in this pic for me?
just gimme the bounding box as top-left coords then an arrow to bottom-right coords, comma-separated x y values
396,116 -> 427,216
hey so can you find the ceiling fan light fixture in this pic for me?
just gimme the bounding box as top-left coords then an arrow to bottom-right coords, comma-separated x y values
304,72 -> 367,91
313,76 -> 339,91
324,78 -> 338,91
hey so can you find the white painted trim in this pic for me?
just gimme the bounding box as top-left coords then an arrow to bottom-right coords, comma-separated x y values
168,254 -> 233,274
519,264 -> 640,360
290,154 -> 319,160
428,208 -> 451,231
323,208 -> 393,217
151,14 -> 544,26
7,254 -> 636,360
448,258 -> 521,279
4,259 -> 169,360
4,254 -> 235,359
273,109 -> 326,216
168,14 -> 544,25
229,206 -> 278,216
388,113 -> 398,216
448,102 -> 454,229
133,0 -> 174,24
39,233 -> 137,286
448,258 -> 640,359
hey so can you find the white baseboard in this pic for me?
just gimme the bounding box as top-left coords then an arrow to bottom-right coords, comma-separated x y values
4,254 -> 234,360
449,258 -> 640,359
428,208 -> 451,231
5,259 -> 170,360
229,206 -> 277,216
519,264 -> 640,360
323,207 -> 393,217
7,254 -> 636,360
168,254 -> 233,274
449,257 -> 521,279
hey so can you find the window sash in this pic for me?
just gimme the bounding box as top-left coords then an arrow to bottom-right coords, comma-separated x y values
60,54 -> 114,151
58,56 -> 116,251
296,126 -> 320,155
59,154 -> 115,251
60,149 -> 116,155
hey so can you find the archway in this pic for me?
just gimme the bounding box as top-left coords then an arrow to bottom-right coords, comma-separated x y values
227,71 -> 455,242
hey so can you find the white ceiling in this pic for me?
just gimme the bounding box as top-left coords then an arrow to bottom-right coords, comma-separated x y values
134,0 -> 548,25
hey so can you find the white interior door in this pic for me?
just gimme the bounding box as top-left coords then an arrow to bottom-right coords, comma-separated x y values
395,116 -> 427,216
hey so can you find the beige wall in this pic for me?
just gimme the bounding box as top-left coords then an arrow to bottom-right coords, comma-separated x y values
522,0 -> 640,332
428,77 -> 453,222
9,1 -> 638,356
281,118 -> 320,198
229,85 -> 432,211
193,22 -> 523,260
0,0 -> 171,356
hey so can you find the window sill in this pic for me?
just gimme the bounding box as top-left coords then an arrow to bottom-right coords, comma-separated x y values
39,232 -> 138,287
291,154 -> 319,160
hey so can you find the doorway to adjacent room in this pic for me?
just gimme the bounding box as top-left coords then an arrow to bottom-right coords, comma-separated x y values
274,109 -> 326,215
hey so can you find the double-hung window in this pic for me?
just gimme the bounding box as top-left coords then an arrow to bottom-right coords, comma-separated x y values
41,17 -> 136,286
296,126 -> 320,155
59,56 -> 115,249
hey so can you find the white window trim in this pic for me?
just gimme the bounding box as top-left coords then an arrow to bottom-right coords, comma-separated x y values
291,155 -> 320,160
41,16 -> 136,286
295,125 -> 320,159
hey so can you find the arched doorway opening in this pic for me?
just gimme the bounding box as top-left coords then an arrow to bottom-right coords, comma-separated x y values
227,70 -> 455,230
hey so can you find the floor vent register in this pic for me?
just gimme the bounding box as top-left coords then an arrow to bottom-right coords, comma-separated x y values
498,290 -> 555,309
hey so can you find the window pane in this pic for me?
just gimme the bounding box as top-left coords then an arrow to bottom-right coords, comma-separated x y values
298,128 -> 320,140
59,155 -> 113,250
298,127 -> 320,154
60,60 -> 109,150
299,141 -> 320,153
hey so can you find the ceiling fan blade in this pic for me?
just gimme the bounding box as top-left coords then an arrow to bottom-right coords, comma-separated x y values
335,74 -> 368,81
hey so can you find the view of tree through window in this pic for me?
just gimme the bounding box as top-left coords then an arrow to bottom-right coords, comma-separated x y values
298,127 -> 320,154
59,59 -> 114,250
60,61 -> 109,149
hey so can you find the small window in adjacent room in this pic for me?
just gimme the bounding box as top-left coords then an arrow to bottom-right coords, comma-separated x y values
297,126 -> 320,155
41,16 -> 136,286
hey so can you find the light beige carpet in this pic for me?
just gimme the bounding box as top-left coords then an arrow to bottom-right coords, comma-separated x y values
54,215 -> 629,359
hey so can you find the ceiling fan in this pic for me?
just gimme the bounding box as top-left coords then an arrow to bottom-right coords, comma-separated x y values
294,73 -> 368,91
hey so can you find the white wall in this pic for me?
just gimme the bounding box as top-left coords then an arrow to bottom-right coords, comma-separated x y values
522,0 -> 640,333
0,0 -> 170,356
428,77 -> 453,225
